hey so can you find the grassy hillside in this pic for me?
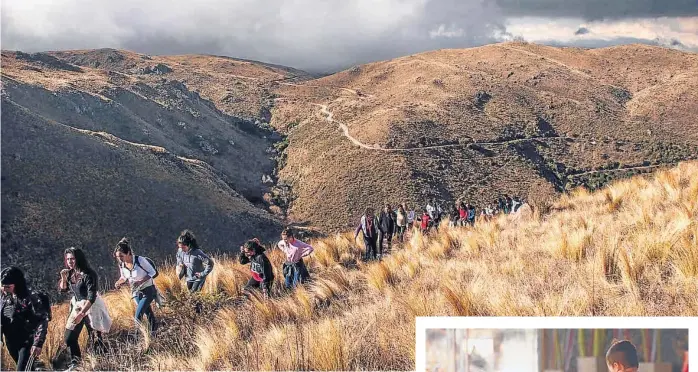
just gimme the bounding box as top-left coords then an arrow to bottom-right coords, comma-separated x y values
1,49 -> 310,201
7,161 -> 695,371
270,42 -> 698,232
1,96 -> 282,297
1,48 -> 306,292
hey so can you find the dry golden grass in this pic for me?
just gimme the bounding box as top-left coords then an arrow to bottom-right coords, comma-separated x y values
2,161 -> 697,371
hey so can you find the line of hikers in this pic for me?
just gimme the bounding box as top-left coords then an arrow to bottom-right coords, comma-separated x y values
1,228 -> 313,371
354,195 -> 525,260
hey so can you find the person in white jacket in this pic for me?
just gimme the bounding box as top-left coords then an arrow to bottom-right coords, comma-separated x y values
114,238 -> 158,335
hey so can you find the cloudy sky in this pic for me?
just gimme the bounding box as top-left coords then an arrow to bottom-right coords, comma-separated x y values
2,0 -> 697,73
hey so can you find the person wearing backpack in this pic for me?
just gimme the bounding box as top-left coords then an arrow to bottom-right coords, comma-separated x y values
58,247 -> 107,369
239,239 -> 275,298
114,238 -> 158,336
354,207 -> 380,261
176,230 -> 214,293
1,266 -> 51,371
467,204 -> 476,227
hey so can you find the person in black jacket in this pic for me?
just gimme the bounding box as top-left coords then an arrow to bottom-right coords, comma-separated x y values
239,239 -> 274,298
1,267 -> 51,371
378,204 -> 396,257
58,247 -> 103,368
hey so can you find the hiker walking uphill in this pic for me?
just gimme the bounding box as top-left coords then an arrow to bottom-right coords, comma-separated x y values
1,267 -> 51,371
114,238 -> 158,335
354,207 -> 380,261
239,239 -> 275,298
395,205 -> 408,242
467,204 -> 476,226
277,228 -> 313,289
417,209 -> 431,234
378,204 -> 396,256
458,202 -> 468,226
404,204 -> 416,232
58,247 -> 109,370
176,230 -> 214,293
449,205 -> 459,227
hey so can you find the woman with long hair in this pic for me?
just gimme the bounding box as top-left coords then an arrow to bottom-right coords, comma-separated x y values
1,266 -> 50,371
114,238 -> 158,335
58,247 -> 107,369
176,230 -> 214,293
239,238 -> 275,298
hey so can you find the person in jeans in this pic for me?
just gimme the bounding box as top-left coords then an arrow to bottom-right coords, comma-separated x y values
176,230 -> 214,292
1,267 -> 50,371
114,238 -> 157,335
354,207 -> 380,261
404,204 -> 416,232
58,247 -> 103,369
277,228 -> 314,289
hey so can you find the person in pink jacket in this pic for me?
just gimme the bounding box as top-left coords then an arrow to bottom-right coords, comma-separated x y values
277,228 -> 314,289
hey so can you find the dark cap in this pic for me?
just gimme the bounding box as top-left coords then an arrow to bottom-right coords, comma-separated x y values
1,266 -> 25,285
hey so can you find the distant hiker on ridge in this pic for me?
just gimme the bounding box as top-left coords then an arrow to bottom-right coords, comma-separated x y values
378,204 -> 396,256
355,207 -> 380,261
404,203 -> 416,232
449,204 -> 459,227
277,228 -> 314,289
418,209 -> 431,235
459,202 -> 468,227
395,205 -> 408,242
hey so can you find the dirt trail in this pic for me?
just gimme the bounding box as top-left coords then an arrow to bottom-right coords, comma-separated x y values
569,163 -> 673,177
496,45 -> 592,79
314,102 -> 570,152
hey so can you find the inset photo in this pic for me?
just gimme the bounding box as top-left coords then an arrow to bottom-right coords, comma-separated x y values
417,317 -> 692,372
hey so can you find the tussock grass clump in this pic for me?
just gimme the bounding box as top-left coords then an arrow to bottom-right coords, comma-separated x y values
4,161 -> 697,371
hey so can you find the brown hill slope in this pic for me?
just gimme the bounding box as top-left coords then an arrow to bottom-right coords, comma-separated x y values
270,42 -> 698,232
1,49 -> 307,291
1,96 -> 282,294
1,49 -> 310,201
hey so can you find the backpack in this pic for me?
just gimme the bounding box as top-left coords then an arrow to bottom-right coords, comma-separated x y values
135,255 -> 159,279
32,291 -> 52,322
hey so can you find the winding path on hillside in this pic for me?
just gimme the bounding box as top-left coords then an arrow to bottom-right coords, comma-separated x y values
313,102 -> 571,152
568,163 -> 674,177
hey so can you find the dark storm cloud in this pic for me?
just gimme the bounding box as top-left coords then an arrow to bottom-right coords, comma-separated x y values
575,27 -> 591,35
495,0 -> 698,20
2,1 -> 697,73
1,0 -> 507,73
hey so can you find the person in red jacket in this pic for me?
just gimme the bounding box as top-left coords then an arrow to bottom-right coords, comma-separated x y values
418,210 -> 431,234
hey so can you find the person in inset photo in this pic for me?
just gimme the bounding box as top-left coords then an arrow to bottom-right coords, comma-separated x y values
606,339 -> 639,372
